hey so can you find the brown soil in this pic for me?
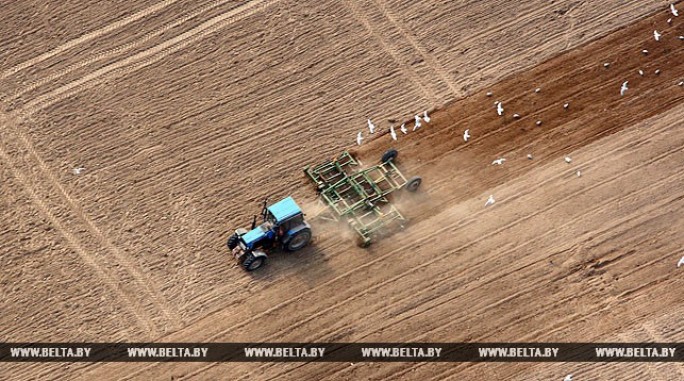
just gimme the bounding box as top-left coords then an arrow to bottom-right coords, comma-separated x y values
1,0 -> 683,380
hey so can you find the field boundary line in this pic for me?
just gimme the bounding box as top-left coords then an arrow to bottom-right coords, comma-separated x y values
12,0 -> 235,102
0,0 -> 180,80
3,110 -> 183,331
341,0 -> 438,104
19,0 -> 278,114
371,0 -> 460,96
0,141 -> 156,336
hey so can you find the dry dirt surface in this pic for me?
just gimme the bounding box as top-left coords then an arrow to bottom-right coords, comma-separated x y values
1,0 -> 684,380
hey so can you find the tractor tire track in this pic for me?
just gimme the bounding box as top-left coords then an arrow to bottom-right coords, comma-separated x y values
0,0 -> 180,80
19,0 -> 279,115
371,0 -> 460,96
341,0 -> 438,104
179,111 -> 683,380
11,0 -> 236,102
0,141 -> 156,336
3,111 -> 182,331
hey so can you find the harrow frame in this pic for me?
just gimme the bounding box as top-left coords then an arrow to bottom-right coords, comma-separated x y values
304,150 -> 416,246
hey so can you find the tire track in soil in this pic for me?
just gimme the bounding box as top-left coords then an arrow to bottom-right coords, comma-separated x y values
143,8 -> 684,354
124,12 -> 683,198
18,0 -> 279,115
383,195 -> 684,380
10,0 -> 237,102
369,0 -> 460,96
0,0 -> 180,80
179,113 -> 683,381
0,141 -> 155,336
341,0 -> 438,104
185,95 -> 681,339
238,144 -> 684,381
386,17 -> 684,168
312,186 -> 684,381
123,88 -> 682,380
2,111 -> 182,332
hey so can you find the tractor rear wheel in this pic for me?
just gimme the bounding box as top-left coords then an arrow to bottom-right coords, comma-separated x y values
405,176 -> 422,192
285,228 -> 312,251
242,252 -> 266,271
381,148 -> 398,163
227,234 -> 239,250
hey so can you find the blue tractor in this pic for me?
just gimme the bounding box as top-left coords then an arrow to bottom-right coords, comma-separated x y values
227,197 -> 312,271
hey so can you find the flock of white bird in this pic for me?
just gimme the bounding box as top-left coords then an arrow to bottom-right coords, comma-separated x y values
357,111 -> 431,146
355,3 -> 684,290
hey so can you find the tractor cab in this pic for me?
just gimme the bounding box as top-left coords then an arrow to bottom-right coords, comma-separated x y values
228,196 -> 312,271
266,196 -> 306,232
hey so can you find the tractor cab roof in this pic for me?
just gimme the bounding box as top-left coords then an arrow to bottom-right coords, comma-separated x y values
267,196 -> 302,224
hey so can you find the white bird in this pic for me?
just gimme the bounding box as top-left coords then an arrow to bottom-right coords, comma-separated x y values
642,49 -> 649,55
422,110 -> 431,123
638,69 -> 644,76
534,87 -> 541,93
564,375 -> 573,381
496,101 -> 504,116
367,119 -> 376,134
413,115 -> 422,131
668,18 -> 673,25
678,256 -> 684,267
565,156 -> 572,163
390,125 -> 397,141
620,81 -> 629,96
678,81 -> 684,86
679,36 -> 684,40
576,170 -> 582,177
463,129 -> 470,142
671,3 -> 679,17
654,30 -> 662,41
536,120 -> 542,126
513,113 -> 521,119
655,69 -> 661,75
527,153 -> 534,160
563,103 -> 570,110
492,158 -> 506,165
603,63 -> 610,68
485,195 -> 495,207
72,167 -> 85,175
356,131 -> 363,145
400,123 -> 408,134
486,91 -> 493,97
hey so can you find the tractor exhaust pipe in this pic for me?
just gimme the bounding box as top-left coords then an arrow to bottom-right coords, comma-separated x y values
251,215 -> 257,230
261,198 -> 269,222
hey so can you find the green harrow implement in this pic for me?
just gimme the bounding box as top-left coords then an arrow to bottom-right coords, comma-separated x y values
304,149 -> 421,246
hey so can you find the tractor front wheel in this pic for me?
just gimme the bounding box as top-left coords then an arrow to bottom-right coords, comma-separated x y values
227,234 -> 239,250
285,228 -> 312,251
243,252 -> 266,271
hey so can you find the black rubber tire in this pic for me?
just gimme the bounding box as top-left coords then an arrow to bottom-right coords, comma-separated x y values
405,176 -> 422,192
227,234 -> 239,250
242,252 -> 266,271
381,148 -> 398,163
356,235 -> 372,248
285,228 -> 312,251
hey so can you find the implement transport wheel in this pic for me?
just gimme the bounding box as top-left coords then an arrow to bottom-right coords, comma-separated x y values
286,228 -> 312,251
381,148 -> 398,163
227,234 -> 239,250
243,253 -> 266,271
405,176 -> 422,192
356,235 -> 372,248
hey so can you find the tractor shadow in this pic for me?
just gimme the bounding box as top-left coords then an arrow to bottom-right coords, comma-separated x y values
245,218 -> 339,283
247,242 -> 334,285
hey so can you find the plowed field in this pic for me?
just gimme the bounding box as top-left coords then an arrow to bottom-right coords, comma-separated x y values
1,0 -> 683,379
